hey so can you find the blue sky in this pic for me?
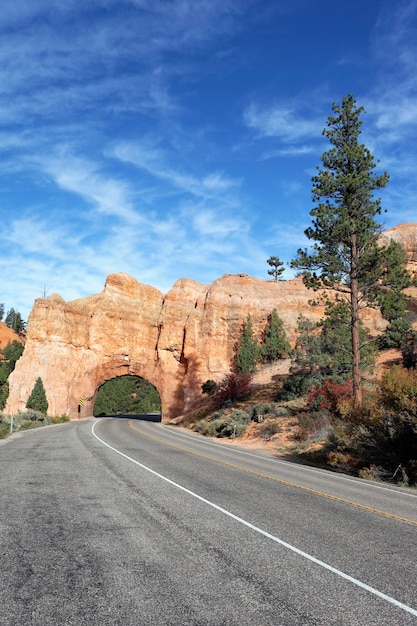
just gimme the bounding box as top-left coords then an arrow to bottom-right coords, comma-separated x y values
1,0 -> 417,320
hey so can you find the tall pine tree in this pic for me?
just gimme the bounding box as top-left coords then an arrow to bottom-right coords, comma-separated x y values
235,314 -> 259,374
260,309 -> 290,363
26,377 -> 48,415
291,94 -> 410,406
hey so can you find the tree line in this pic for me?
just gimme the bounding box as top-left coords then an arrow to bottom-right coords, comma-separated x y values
0,304 -> 26,334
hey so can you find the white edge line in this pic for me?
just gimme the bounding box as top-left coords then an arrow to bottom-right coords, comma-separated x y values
158,423 -> 417,499
92,420 -> 417,618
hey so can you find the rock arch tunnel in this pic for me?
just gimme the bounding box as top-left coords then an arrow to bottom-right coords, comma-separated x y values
92,374 -> 161,419
72,356 -> 165,420
5,273 -> 211,421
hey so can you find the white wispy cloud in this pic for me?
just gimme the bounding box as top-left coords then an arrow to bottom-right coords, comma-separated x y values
192,209 -> 246,237
243,102 -> 321,143
113,141 -> 241,199
367,1 -> 417,133
38,151 -> 142,223
260,145 -> 317,160
0,1 -> 241,148
5,217 -> 74,260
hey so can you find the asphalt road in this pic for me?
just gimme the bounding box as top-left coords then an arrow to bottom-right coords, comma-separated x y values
1,417 -> 416,625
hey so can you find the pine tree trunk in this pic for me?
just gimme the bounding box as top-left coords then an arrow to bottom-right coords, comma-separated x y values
350,233 -> 362,407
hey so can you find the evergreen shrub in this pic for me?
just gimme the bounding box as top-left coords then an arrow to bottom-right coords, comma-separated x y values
201,380 -> 217,396
26,378 -> 49,415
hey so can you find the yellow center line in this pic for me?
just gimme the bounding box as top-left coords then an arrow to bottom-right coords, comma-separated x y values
128,421 -> 417,527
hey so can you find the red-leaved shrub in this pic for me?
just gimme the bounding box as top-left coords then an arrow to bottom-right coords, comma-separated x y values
214,372 -> 253,405
307,379 -> 353,415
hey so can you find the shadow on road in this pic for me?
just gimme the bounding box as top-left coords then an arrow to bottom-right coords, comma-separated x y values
95,413 -> 162,422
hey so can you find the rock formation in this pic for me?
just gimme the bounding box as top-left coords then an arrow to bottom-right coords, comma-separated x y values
379,222 -> 417,278
5,223 -> 417,420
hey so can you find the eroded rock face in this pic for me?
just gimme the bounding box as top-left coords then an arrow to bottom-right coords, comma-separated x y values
6,223 -> 417,419
379,222 -> 417,277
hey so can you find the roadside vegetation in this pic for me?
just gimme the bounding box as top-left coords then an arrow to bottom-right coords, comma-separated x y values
180,95 -> 417,487
183,349 -> 417,487
0,410 -> 70,439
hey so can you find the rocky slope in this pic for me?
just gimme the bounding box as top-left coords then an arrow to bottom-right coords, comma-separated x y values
0,322 -> 23,352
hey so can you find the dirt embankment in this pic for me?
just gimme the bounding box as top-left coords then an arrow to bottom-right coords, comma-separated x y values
0,322 -> 23,353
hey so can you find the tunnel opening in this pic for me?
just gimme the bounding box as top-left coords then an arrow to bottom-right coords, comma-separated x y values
93,375 -> 161,421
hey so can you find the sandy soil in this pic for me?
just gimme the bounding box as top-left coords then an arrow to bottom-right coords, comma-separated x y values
0,322 -> 22,352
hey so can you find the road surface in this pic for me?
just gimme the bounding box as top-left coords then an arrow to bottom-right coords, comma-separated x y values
1,417 -> 416,625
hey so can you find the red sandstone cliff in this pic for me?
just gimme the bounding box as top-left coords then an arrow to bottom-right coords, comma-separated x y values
5,223 -> 417,419
0,322 -> 22,352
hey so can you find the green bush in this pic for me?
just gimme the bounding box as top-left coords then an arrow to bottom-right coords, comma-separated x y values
19,419 -> 43,430
250,403 -> 273,421
0,422 -> 9,439
0,410 -> 68,436
279,373 -> 313,401
210,410 -> 225,420
193,410 -> 251,439
216,410 -> 251,438
18,409 -> 48,422
50,415 -> 70,424
201,380 -> 217,396
270,405 -> 291,417
193,419 -> 223,437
